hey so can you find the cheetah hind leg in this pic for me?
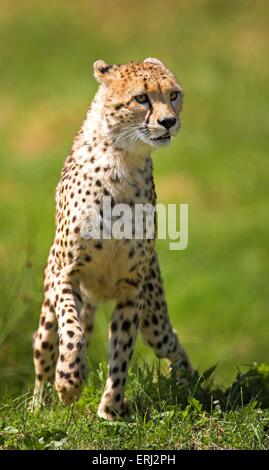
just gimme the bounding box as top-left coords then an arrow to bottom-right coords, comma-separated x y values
30,299 -> 59,412
140,252 -> 193,382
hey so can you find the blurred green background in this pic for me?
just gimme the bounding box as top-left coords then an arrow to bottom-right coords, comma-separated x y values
0,0 -> 268,397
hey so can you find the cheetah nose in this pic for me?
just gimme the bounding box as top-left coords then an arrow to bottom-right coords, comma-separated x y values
158,117 -> 177,129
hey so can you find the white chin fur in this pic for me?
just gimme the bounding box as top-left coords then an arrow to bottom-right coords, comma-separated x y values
139,135 -> 172,149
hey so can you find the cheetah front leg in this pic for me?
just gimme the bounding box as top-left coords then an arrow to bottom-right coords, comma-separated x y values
140,251 -> 193,374
54,278 -> 87,404
97,289 -> 143,420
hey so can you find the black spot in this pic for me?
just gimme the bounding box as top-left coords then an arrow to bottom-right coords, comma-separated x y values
67,343 -> 74,350
112,378 -> 120,388
181,361 -> 189,369
128,248 -> 134,258
41,341 -> 49,349
67,330 -> 74,338
111,321 -> 118,333
122,319 -> 131,331
45,321 -> 53,330
150,269 -> 156,278
152,314 -> 158,325
115,394 -> 121,402
62,288 -> 72,295
121,361 -> 127,372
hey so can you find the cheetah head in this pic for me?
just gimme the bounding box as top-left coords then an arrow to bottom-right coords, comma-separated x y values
93,58 -> 183,154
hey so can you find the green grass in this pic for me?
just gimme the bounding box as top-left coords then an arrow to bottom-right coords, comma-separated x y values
1,363 -> 269,450
0,0 -> 269,449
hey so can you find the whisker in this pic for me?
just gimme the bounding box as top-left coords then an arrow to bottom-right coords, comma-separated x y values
116,127 -> 141,145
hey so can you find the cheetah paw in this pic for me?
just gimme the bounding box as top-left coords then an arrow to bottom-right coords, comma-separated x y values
55,373 -> 83,405
97,399 -> 128,421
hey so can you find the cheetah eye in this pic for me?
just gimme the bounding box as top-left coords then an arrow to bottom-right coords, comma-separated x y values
170,91 -> 179,101
135,93 -> 149,104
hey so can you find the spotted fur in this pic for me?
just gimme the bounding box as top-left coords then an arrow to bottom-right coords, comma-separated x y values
32,58 -> 192,420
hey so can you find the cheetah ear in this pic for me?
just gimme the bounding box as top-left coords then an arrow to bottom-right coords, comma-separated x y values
93,60 -> 113,84
144,57 -> 166,68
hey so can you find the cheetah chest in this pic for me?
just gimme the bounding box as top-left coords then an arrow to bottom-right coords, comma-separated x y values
77,238 -> 153,302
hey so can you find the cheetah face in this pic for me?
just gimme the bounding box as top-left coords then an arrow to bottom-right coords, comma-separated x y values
94,58 -> 183,153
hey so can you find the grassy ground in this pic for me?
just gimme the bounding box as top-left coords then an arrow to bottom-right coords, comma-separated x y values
1,363 -> 269,450
0,0 -> 269,449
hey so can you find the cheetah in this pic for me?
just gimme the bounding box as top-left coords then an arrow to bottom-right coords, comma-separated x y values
32,58 -> 193,420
